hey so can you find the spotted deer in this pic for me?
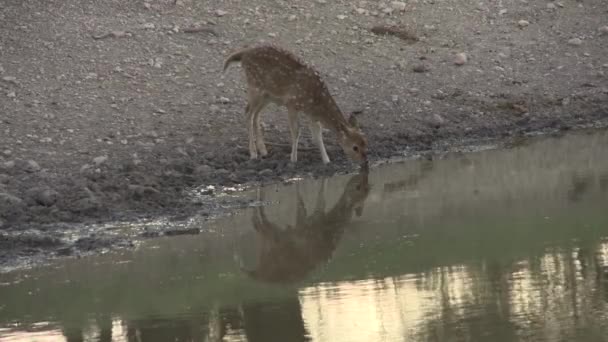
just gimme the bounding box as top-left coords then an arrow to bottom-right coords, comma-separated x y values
240,170 -> 370,284
223,44 -> 368,165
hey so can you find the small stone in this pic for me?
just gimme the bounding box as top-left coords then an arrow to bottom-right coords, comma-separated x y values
268,32 -> 277,37
6,92 -> 15,98
567,38 -> 583,46
390,1 -> 407,11
454,53 -> 468,65
499,9 -> 508,15
356,8 -> 367,15
215,9 -> 227,17
2,76 -> 16,83
413,63 -> 430,73
599,26 -> 608,36
337,15 -> 347,20
195,164 -> 213,177
546,3 -> 556,9
517,20 -> 529,28
218,96 -> 231,104
142,23 -> 155,29
0,192 -> 24,211
27,188 -> 59,206
288,15 -> 297,21
432,114 -> 446,126
316,0 -> 327,4
391,95 -> 399,102
1,161 -> 15,170
259,169 -> 274,177
93,155 -> 108,166
25,160 -> 41,173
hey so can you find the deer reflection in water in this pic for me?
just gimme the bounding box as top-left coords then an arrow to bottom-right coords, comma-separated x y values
240,169 -> 371,284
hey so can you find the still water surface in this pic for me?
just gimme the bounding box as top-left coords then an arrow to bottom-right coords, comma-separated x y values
1,130 -> 608,341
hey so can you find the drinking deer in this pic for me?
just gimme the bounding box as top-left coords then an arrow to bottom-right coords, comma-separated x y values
239,170 -> 370,284
223,44 -> 368,165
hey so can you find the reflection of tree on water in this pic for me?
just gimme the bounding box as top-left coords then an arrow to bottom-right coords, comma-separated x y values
412,242 -> 608,341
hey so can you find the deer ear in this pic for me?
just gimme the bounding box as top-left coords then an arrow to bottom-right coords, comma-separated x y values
348,112 -> 361,129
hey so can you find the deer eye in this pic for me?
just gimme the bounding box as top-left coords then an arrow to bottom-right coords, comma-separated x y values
353,146 -> 359,152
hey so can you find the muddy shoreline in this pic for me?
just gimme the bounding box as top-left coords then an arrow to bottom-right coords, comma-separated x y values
1,0 -> 607,270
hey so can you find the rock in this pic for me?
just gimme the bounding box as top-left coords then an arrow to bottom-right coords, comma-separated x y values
288,14 -> 297,21
7,91 -> 15,98
2,76 -> 16,83
432,114 -> 446,126
390,1 -> 407,11
93,155 -> 108,166
142,23 -> 155,29
546,3 -> 556,9
27,187 -> 59,206
454,53 -> 468,65
25,160 -> 41,173
567,37 -> 583,46
195,164 -> 213,177
517,20 -> 530,28
2,150 -> 11,157
218,96 -> 231,104
391,95 -> 399,102
413,63 -> 431,73
336,15 -> 347,20
259,169 -> 274,177
1,160 -> 15,170
599,26 -> 608,35
215,9 -> 227,17
316,0 -> 327,4
499,9 -> 508,15
0,192 -> 24,218
356,8 -> 367,15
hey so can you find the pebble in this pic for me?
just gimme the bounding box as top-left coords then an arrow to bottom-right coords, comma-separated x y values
259,169 -> 274,177
142,23 -> 155,30
356,8 -> 367,15
215,9 -> 227,17
218,96 -> 231,104
25,160 -> 41,173
391,95 -> 399,102
517,20 -> 530,28
337,15 -> 347,20
1,161 -> 15,170
546,3 -> 556,9
600,26 -> 608,35
93,155 -> 108,166
27,188 -> 59,206
432,114 -> 446,126
454,53 -> 468,65
567,38 -> 582,46
2,76 -> 16,83
288,15 -> 297,21
391,1 -> 407,11
7,92 -> 15,98
0,192 -> 24,208
413,63 -> 431,73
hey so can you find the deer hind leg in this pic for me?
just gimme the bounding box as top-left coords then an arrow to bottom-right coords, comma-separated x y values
287,107 -> 300,163
253,100 -> 269,157
246,90 -> 267,160
310,121 -> 330,164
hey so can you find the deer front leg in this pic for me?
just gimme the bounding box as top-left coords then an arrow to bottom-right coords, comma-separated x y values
310,121 -> 330,164
287,108 -> 300,163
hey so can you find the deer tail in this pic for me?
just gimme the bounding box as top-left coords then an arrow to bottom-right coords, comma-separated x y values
222,48 -> 247,72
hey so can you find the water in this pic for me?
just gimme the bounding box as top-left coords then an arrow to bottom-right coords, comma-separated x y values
1,130 -> 608,342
